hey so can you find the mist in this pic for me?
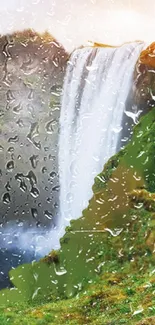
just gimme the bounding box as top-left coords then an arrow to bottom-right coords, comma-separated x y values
0,0 -> 155,50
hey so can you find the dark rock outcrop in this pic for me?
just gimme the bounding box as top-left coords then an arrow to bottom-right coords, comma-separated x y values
134,42 -> 155,111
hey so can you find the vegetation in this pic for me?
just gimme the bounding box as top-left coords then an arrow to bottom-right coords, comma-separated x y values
0,109 -> 155,324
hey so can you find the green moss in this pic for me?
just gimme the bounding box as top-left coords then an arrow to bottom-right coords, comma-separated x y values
129,189 -> 155,211
92,153 -> 122,193
0,262 -> 154,324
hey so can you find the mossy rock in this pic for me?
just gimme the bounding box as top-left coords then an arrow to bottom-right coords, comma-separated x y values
40,250 -> 60,265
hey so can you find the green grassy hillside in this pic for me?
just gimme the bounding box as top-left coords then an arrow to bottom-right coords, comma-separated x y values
0,109 -> 155,324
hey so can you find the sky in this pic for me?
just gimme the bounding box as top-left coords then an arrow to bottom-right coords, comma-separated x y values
0,0 -> 155,51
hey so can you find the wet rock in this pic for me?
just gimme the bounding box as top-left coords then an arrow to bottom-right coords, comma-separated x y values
134,42 -> 155,110
0,29 -> 68,228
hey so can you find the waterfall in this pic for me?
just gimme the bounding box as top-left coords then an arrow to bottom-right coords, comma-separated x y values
59,42 -> 144,227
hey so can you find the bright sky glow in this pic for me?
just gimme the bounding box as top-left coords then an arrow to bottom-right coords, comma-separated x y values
0,0 -> 154,51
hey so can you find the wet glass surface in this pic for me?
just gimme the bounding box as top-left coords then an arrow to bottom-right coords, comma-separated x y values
0,2 -> 154,325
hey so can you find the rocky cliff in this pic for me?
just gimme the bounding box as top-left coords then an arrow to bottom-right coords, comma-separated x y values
134,42 -> 155,111
0,30 -> 68,229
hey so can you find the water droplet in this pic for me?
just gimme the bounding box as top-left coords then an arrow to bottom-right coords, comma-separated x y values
105,228 -> 123,237
32,287 -> 41,300
14,208 -> 19,216
15,173 -> 24,182
17,220 -> 24,226
34,141 -> 41,150
6,160 -> 14,172
28,89 -> 34,100
27,104 -> 35,117
8,136 -> 19,143
42,167 -> 47,174
27,123 -> 41,149
133,173 -> 141,181
45,119 -> 57,134
13,103 -> 22,114
54,266 -> 67,276
30,187 -> 40,198
31,208 -> 38,219
49,171 -> 57,179
26,171 -> 37,186
137,130 -> 143,138
6,90 -> 14,101
16,119 -> 24,127
52,185 -> 60,192
0,110 -> 4,118
2,193 -> 11,204
49,155 -> 55,161
36,221 -> 41,227
124,110 -> 141,124
137,151 -> 145,158
0,145 -> 4,152
150,88 -> 155,101
5,182 -> 11,191
86,64 -> 98,71
27,122 -> 39,140
54,202 -> 58,209
47,197 -> 52,203
132,307 -> 144,316
20,180 -> 27,193
30,155 -> 39,169
8,147 -> 14,153
44,210 -> 53,220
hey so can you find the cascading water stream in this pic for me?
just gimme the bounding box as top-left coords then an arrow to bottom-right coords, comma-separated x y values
0,42 -> 146,290
59,42 -> 144,228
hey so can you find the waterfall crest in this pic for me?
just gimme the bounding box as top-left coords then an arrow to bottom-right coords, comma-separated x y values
59,42 -> 144,226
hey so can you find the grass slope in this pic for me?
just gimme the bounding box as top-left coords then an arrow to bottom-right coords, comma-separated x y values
0,109 -> 155,324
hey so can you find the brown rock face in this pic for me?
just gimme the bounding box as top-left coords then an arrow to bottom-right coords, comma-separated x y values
134,42 -> 155,110
140,42 -> 155,68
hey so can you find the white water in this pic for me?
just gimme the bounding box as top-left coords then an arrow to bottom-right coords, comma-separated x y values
0,43 -> 145,270
59,42 -> 144,227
